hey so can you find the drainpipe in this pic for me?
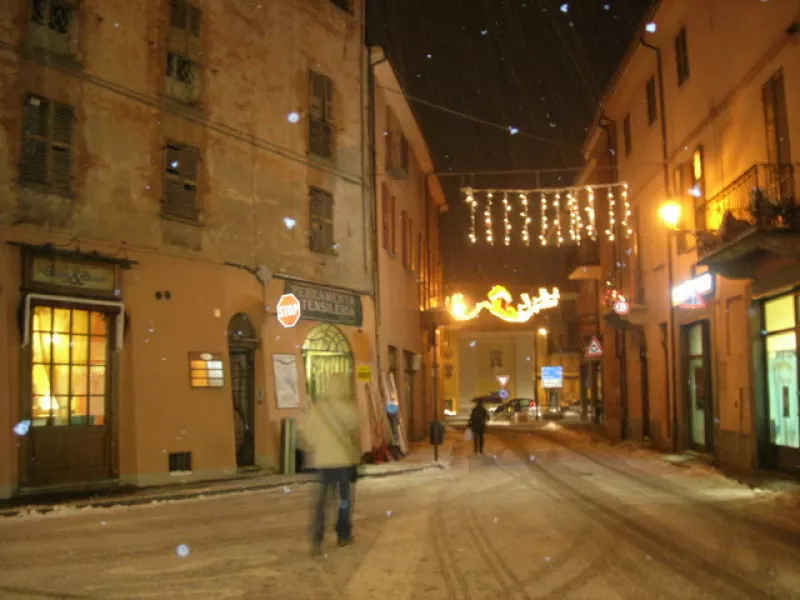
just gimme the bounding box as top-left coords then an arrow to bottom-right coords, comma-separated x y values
640,37 -> 678,452
369,50 -> 388,379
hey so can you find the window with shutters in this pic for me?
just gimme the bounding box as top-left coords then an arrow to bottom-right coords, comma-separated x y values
309,188 -> 335,254
675,27 -> 690,86
166,0 -> 202,104
29,0 -> 75,56
646,76 -> 657,125
162,142 -> 199,222
382,184 -> 391,253
401,210 -> 410,269
20,94 -> 74,195
308,71 -> 335,160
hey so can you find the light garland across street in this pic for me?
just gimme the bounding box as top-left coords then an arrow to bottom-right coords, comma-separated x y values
462,182 -> 632,247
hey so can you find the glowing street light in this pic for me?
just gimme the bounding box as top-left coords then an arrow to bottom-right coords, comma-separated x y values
537,327 -> 548,336
659,201 -> 682,230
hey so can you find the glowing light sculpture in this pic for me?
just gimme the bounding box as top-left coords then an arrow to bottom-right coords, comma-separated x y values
446,285 -> 561,324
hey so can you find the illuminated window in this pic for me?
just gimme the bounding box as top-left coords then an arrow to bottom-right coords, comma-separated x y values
31,306 -> 109,427
189,352 -> 225,388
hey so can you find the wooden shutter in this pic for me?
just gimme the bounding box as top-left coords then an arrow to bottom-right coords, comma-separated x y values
189,5 -> 202,37
382,184 -> 390,251
21,95 -> 49,185
309,71 -> 325,120
25,96 -> 49,137
52,103 -> 74,145
322,191 -> 334,250
323,76 -> 333,122
309,189 -> 325,252
170,0 -> 187,30
163,143 -> 198,221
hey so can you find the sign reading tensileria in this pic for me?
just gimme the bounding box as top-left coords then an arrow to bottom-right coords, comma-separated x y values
283,281 -> 363,327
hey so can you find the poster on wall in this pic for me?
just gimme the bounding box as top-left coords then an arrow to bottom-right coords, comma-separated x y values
272,354 -> 300,409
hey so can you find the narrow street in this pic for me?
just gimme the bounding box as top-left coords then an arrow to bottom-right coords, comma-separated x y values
1,429 -> 799,600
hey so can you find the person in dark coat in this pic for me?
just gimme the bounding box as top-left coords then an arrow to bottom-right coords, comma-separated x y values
468,398 -> 490,455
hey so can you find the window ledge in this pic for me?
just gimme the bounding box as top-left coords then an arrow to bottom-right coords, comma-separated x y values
160,211 -> 203,227
20,44 -> 84,71
19,180 -> 74,200
311,248 -> 340,257
158,94 -> 206,117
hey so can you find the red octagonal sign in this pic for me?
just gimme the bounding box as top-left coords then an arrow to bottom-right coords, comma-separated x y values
276,293 -> 302,328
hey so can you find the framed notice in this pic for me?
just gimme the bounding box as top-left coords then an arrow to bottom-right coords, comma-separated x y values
272,354 -> 300,409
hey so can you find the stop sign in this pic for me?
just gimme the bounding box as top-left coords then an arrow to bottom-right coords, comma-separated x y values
276,294 -> 302,328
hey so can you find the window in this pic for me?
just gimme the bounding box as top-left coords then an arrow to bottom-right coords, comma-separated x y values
329,0 -> 353,12
162,142 -> 199,221
763,294 -> 799,449
416,232 -> 423,274
309,187 -> 335,253
692,146 -> 706,231
309,71 -> 335,159
31,306 -> 109,427
489,350 -> 503,368
401,210 -> 410,269
623,113 -> 632,157
382,184 -> 392,253
29,0 -> 74,55
646,76 -> 657,125
675,27 -> 690,86
389,195 -> 397,255
166,0 -> 202,104
21,94 -> 74,194
189,352 -> 224,388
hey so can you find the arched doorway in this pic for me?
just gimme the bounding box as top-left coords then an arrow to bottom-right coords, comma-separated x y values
302,324 -> 353,403
228,313 -> 258,467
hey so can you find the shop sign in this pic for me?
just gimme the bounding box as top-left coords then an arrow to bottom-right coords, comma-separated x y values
283,281 -> 363,327
671,273 -> 714,308
356,364 -> 372,381
541,366 -> 563,389
276,293 -> 302,328
31,256 -> 116,292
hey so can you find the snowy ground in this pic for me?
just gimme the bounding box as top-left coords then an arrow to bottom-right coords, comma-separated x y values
1,429 -> 799,599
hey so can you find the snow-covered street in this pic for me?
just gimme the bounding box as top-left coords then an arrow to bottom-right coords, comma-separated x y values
2,429 -> 799,599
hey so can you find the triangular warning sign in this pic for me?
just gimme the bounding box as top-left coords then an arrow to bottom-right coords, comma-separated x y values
585,336 -> 603,358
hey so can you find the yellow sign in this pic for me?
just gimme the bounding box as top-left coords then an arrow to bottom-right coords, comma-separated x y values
32,257 -> 116,291
357,365 -> 372,381
446,285 -> 560,324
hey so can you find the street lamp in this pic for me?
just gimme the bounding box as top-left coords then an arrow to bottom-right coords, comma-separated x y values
659,200 -> 681,452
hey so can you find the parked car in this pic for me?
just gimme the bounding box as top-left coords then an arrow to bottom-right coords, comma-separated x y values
491,398 -> 540,420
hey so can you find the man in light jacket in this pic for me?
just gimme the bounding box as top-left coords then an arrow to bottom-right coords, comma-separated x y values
301,372 -> 361,556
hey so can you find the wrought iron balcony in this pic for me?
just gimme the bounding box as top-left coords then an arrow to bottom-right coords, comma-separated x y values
697,163 -> 800,258
697,163 -> 800,279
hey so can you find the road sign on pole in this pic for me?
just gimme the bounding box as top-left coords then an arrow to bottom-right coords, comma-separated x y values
584,336 -> 603,359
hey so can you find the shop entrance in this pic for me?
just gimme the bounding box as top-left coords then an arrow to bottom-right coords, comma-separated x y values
27,305 -> 113,486
302,324 -> 353,403
763,294 -> 799,470
683,321 -> 714,452
228,313 -> 258,467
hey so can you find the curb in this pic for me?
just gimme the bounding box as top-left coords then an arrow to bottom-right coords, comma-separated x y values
0,463 -> 446,519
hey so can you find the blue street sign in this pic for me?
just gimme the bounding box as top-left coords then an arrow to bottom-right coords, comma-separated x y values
541,366 -> 563,389
498,389 -> 510,400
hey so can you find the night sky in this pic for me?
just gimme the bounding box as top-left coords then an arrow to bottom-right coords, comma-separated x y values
367,0 -> 655,288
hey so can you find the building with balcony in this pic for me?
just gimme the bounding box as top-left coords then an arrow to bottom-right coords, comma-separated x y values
0,0 -> 377,498
575,0 -> 800,474
371,49 -> 446,443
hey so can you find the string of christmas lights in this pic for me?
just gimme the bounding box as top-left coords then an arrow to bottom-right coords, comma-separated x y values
585,186 -> 597,241
502,192 -> 512,246
539,193 -> 548,246
622,183 -> 632,238
554,192 -> 563,247
465,188 -> 477,244
462,183 -> 630,247
485,192 -> 494,245
606,188 -> 616,241
519,193 -> 531,246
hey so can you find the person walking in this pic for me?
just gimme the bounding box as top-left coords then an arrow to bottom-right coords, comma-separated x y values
300,373 -> 361,556
468,398 -> 490,455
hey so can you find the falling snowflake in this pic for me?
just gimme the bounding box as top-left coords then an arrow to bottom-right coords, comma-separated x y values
13,420 -> 31,436
283,486 -> 292,494
645,22 -> 657,33
559,3 -> 568,13
385,510 -> 393,518
480,29 -> 488,35
283,217 -> 297,230
603,3 -> 610,9
176,544 -> 191,558
508,126 -> 519,135
287,112 -> 300,124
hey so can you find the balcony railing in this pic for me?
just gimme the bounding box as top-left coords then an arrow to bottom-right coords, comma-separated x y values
697,163 -> 800,256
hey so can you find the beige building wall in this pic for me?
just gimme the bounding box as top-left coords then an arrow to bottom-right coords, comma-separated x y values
372,51 -> 446,441
579,0 -> 800,469
0,0 -> 376,498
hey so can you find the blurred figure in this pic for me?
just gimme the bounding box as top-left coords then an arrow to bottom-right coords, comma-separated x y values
300,373 -> 361,556
468,398 -> 490,455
